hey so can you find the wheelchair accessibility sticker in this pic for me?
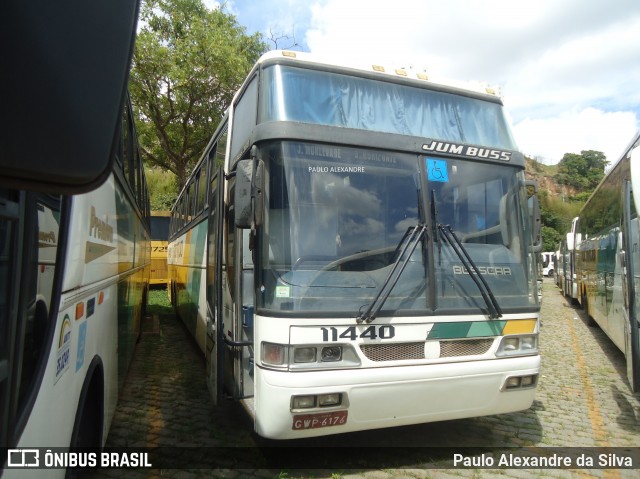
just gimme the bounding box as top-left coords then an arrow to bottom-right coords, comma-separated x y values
426,158 -> 448,182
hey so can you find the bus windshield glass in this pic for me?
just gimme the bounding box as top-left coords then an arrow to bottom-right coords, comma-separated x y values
258,141 -> 536,317
150,216 -> 170,241
259,65 -> 518,150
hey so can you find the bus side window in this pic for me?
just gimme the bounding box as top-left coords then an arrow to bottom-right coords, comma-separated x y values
19,196 -> 61,403
226,183 -> 236,300
121,102 -> 133,188
0,191 -> 62,445
0,189 -> 18,447
198,161 -> 208,211
216,130 -> 228,168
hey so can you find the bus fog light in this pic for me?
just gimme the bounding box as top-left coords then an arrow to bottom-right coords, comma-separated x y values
262,342 -> 286,366
321,346 -> 342,362
318,393 -> 341,407
292,395 -> 316,409
505,377 -> 521,389
294,347 -> 317,363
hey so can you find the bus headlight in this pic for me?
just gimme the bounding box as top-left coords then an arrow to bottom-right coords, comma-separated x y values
496,334 -> 538,357
294,347 -> 317,363
261,343 -> 360,370
291,344 -> 359,370
520,336 -> 536,351
321,346 -> 342,362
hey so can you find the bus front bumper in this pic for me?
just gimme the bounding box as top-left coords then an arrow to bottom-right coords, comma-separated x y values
253,355 -> 540,439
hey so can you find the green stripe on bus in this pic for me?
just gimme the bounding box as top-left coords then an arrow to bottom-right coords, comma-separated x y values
428,321 -> 507,339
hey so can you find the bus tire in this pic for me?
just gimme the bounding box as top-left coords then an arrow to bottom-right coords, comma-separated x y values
67,357 -> 104,478
581,289 -> 597,327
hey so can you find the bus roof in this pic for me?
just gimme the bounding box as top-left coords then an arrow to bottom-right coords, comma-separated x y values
255,50 -> 503,100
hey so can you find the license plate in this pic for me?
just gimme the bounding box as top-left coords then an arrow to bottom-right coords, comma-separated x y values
292,410 -> 348,430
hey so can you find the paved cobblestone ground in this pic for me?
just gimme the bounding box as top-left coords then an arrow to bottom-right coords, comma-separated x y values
87,280 -> 640,479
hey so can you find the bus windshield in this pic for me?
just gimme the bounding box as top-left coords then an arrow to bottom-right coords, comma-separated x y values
259,65 -> 518,150
150,215 -> 170,241
257,141 -> 536,317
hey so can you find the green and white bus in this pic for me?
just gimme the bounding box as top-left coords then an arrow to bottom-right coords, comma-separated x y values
168,50 -> 542,439
576,131 -> 640,392
1,2 -> 148,476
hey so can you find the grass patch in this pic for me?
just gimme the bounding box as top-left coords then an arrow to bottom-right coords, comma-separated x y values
147,286 -> 173,315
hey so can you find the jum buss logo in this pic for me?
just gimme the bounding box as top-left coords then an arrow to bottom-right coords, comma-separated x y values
8,449 -> 40,467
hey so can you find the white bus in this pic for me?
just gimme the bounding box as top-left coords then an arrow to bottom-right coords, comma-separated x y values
575,131 -> 640,392
541,252 -> 555,277
1,98 -> 150,477
169,50 -> 542,439
1,2 -> 148,476
560,217 -> 579,300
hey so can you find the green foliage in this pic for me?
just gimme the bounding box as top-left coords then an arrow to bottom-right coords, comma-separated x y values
537,149 -> 607,247
541,226 -> 562,251
146,166 -> 178,211
572,191 -> 592,203
539,189 -> 584,248
130,0 -> 268,189
554,150 -> 608,191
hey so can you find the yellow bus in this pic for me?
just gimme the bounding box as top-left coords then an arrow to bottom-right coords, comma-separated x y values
150,211 -> 170,285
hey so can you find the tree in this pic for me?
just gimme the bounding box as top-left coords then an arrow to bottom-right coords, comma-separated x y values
538,189 -> 583,250
145,166 -> 178,211
130,0 -> 268,190
541,225 -> 562,252
554,150 -> 608,191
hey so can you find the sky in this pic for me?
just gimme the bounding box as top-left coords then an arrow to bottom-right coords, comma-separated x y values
220,0 -> 640,166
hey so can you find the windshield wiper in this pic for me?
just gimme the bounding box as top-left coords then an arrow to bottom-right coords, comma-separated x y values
431,190 -> 502,319
356,224 -> 427,324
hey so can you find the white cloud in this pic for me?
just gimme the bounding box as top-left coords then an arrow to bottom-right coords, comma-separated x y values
229,0 -> 640,164
303,0 -> 640,163
504,16 -> 640,120
512,108 -> 638,165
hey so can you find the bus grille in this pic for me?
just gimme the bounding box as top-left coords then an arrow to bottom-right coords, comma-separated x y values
360,342 -> 425,362
360,338 -> 494,362
440,338 -> 494,357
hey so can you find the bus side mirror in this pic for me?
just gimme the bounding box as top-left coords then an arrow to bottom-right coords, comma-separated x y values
2,1 -> 140,193
234,158 -> 264,229
525,180 -> 542,252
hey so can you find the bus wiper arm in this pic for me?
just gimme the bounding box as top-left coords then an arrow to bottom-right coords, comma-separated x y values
357,224 -> 427,324
437,223 -> 503,319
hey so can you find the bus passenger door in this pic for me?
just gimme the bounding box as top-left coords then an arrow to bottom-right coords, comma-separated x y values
229,229 -> 255,403
622,178 -> 640,392
205,168 -> 224,404
221,225 -> 255,402
217,209 -> 255,404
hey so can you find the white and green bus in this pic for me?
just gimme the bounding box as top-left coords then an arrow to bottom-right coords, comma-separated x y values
1,2 -> 148,476
168,50 -> 542,439
575,131 -> 640,392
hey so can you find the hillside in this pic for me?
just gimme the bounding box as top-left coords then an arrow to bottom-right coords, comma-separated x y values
525,156 -> 579,198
